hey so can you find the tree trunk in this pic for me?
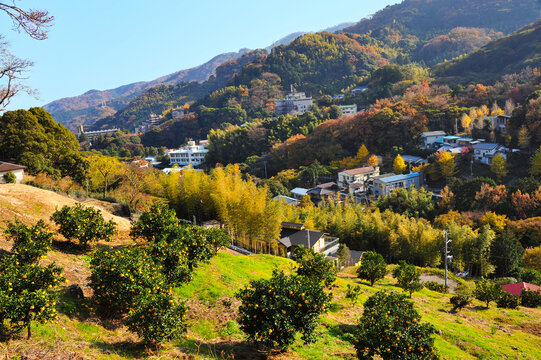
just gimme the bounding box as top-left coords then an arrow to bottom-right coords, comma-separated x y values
27,324 -> 31,339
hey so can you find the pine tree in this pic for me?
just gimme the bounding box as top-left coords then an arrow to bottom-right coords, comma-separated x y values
529,147 -> 541,176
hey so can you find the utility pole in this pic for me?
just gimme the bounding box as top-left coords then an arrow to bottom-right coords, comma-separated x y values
444,231 -> 453,290
86,178 -> 89,200
263,160 -> 268,179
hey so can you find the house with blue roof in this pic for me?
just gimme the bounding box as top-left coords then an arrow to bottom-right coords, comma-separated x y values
369,172 -> 423,197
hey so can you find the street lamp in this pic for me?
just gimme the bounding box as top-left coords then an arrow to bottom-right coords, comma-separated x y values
444,231 -> 453,290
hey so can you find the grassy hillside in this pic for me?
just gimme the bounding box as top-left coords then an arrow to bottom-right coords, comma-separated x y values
434,20 -> 541,83
1,246 -> 540,359
1,185 -> 540,359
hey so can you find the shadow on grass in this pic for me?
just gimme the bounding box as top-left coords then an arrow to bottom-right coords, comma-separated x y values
52,240 -> 89,255
56,292 -> 92,321
91,340 -> 155,358
178,338 -> 271,360
327,323 -> 357,344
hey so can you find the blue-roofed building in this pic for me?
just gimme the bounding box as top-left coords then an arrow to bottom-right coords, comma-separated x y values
290,187 -> 309,200
369,172 -> 423,197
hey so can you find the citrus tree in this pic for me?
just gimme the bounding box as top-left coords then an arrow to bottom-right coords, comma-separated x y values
89,247 -> 166,316
51,204 -> 117,246
126,292 -> 187,344
357,251 -> 387,286
292,245 -> 337,286
393,261 -> 423,297
236,270 -> 331,350
0,221 -> 63,339
473,278 -> 502,308
354,291 -> 439,360
4,220 -> 52,264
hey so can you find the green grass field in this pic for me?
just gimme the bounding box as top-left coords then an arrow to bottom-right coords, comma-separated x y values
3,252 -> 541,360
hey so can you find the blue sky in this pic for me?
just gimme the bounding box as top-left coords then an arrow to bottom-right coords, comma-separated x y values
0,0 -> 398,110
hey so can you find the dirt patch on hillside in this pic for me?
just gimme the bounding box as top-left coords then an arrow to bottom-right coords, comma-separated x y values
420,274 -> 458,293
514,323 -> 541,337
0,183 -> 132,239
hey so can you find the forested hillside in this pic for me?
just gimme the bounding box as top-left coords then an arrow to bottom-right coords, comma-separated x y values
435,20 -> 541,83
344,0 -> 540,40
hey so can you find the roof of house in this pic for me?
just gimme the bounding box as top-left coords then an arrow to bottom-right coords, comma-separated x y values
307,187 -> 338,196
273,195 -> 300,205
316,182 -> 337,189
502,282 -> 541,296
349,250 -> 363,264
473,143 -> 500,150
278,229 -> 325,249
291,187 -> 309,196
0,162 -> 25,172
376,172 -> 421,184
443,136 -> 460,140
340,166 -> 376,176
401,155 -> 427,164
421,131 -> 446,137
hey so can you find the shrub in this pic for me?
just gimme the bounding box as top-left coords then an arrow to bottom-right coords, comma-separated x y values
393,261 -> 423,298
424,281 -> 449,293
3,171 -> 16,183
292,245 -> 337,286
236,270 -> 331,350
521,289 -> 541,308
51,204 -> 117,246
354,291 -> 439,360
126,292 -> 187,344
450,295 -> 471,312
497,292 -> 520,309
345,284 -> 362,302
473,278 -> 502,308
147,237 -> 192,285
4,220 -> 53,264
89,247 -> 166,316
356,251 -> 387,286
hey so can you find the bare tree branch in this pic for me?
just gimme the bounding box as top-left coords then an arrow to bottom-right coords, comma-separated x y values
0,1 -> 52,110
0,1 -> 54,40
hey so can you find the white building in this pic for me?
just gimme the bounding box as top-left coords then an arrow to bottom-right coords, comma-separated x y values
275,87 -> 313,116
0,162 -> 25,184
337,166 -> 379,188
420,131 -> 446,147
168,140 -> 209,167
472,143 -> 508,165
338,104 -> 357,116
369,172 -> 423,197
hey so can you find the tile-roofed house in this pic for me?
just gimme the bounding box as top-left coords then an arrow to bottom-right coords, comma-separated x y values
337,166 -> 380,188
502,282 -> 541,296
307,182 -> 339,203
473,143 -> 507,165
0,162 -> 25,184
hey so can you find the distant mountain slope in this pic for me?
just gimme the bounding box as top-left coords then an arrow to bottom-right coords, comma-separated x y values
43,51 -> 249,130
91,50 -> 268,131
264,22 -> 354,51
343,0 -> 541,40
434,20 -> 541,82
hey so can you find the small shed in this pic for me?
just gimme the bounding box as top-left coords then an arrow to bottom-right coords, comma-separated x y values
0,162 -> 25,184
